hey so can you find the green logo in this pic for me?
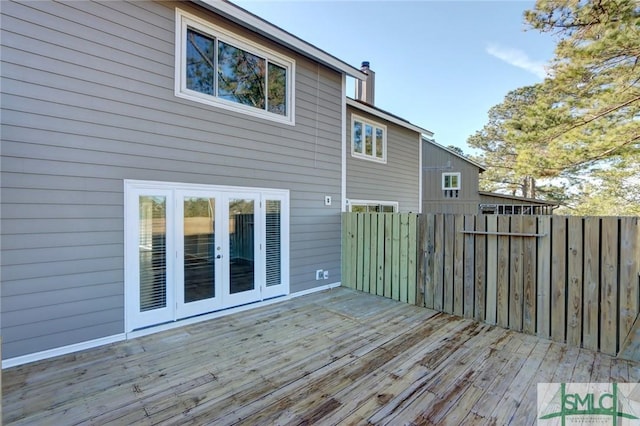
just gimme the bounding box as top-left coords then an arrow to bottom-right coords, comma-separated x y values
538,383 -> 640,425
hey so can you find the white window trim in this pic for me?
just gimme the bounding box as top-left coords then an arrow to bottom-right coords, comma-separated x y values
175,8 -> 296,125
442,172 -> 461,190
347,199 -> 398,212
351,114 -> 387,163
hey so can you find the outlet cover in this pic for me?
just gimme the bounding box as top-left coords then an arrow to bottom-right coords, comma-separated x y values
324,196 -> 332,206
316,269 -> 323,280
323,270 -> 329,279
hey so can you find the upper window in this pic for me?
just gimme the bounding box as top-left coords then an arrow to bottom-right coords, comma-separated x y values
176,9 -> 295,124
351,115 -> 386,163
442,172 -> 461,190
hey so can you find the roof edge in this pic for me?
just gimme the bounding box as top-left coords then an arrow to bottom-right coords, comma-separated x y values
422,137 -> 486,171
347,98 -> 434,137
193,0 -> 366,79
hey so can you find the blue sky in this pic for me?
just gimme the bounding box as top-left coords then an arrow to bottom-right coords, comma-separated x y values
235,0 -> 558,152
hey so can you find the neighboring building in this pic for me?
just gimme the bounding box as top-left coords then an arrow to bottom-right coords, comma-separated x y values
421,138 -> 556,215
478,192 -> 556,215
0,0 -> 371,365
346,62 -> 432,214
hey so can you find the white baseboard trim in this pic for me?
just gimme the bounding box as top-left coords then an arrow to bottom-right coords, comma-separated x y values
2,334 -> 126,370
2,283 -> 343,369
290,281 -> 341,298
127,282 -> 342,340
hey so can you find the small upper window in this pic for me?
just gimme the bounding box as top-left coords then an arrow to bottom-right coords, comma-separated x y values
176,9 -> 294,124
442,172 -> 461,190
351,115 -> 386,162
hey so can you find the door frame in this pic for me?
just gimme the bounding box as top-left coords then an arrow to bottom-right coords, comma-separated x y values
124,180 -> 290,333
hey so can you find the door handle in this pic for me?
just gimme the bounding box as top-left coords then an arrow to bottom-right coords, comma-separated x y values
216,254 -> 222,259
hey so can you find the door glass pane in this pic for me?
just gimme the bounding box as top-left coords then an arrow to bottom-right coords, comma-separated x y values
229,199 -> 255,294
139,196 -> 167,311
184,197 -> 216,303
265,200 -> 281,287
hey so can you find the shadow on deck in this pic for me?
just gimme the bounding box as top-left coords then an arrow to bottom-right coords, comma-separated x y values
3,287 -> 640,425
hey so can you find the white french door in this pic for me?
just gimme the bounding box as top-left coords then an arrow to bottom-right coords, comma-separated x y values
125,181 -> 289,332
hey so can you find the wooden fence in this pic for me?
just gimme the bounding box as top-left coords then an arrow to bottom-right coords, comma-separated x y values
342,213 -> 640,356
342,213 -> 419,305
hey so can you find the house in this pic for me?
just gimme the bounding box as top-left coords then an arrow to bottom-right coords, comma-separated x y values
0,1 -> 434,367
346,62 -> 432,213
0,0 -> 366,365
421,138 -> 557,214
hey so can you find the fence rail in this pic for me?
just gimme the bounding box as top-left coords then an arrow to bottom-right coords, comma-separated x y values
342,213 -> 640,356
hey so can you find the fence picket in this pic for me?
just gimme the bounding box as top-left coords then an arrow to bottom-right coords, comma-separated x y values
600,217 -> 619,355
392,214 -> 401,301
551,217 -> 567,342
454,214 -> 465,316
486,216 -> 498,325
497,216 -> 510,328
400,214 -> 410,303
433,214 -> 444,311
619,217 -> 640,347
474,215 -> 486,321
522,216 -> 536,335
408,214 -> 418,305
464,215 -> 475,318
355,214 -> 363,291
566,216 -> 583,347
376,214 -> 385,296
423,214 -> 436,309
509,216 -> 524,332
536,216 -> 551,339
583,217 -> 600,351
384,214 -> 393,298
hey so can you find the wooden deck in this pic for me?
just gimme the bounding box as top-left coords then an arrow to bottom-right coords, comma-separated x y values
3,287 -> 640,425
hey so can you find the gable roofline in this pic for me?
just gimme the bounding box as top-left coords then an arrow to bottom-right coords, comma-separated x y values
421,137 -> 486,171
347,98 -> 434,137
192,0 -> 366,79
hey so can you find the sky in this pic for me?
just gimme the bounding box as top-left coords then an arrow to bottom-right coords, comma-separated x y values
234,0 -> 558,152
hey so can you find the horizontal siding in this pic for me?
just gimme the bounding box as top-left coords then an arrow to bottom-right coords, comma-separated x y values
1,0 -> 344,359
422,202 -> 481,215
422,141 -> 481,214
346,108 -> 421,212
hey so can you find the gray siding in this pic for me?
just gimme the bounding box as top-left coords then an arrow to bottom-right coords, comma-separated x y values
1,0 -> 344,359
346,107 -> 421,213
421,141 -> 481,214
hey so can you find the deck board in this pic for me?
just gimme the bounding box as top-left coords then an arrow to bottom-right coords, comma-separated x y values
3,287 -> 639,425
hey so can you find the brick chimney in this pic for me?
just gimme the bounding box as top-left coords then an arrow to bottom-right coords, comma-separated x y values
355,61 -> 375,105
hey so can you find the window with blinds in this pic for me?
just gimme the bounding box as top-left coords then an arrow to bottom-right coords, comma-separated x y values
265,200 -> 281,287
139,196 -> 167,311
